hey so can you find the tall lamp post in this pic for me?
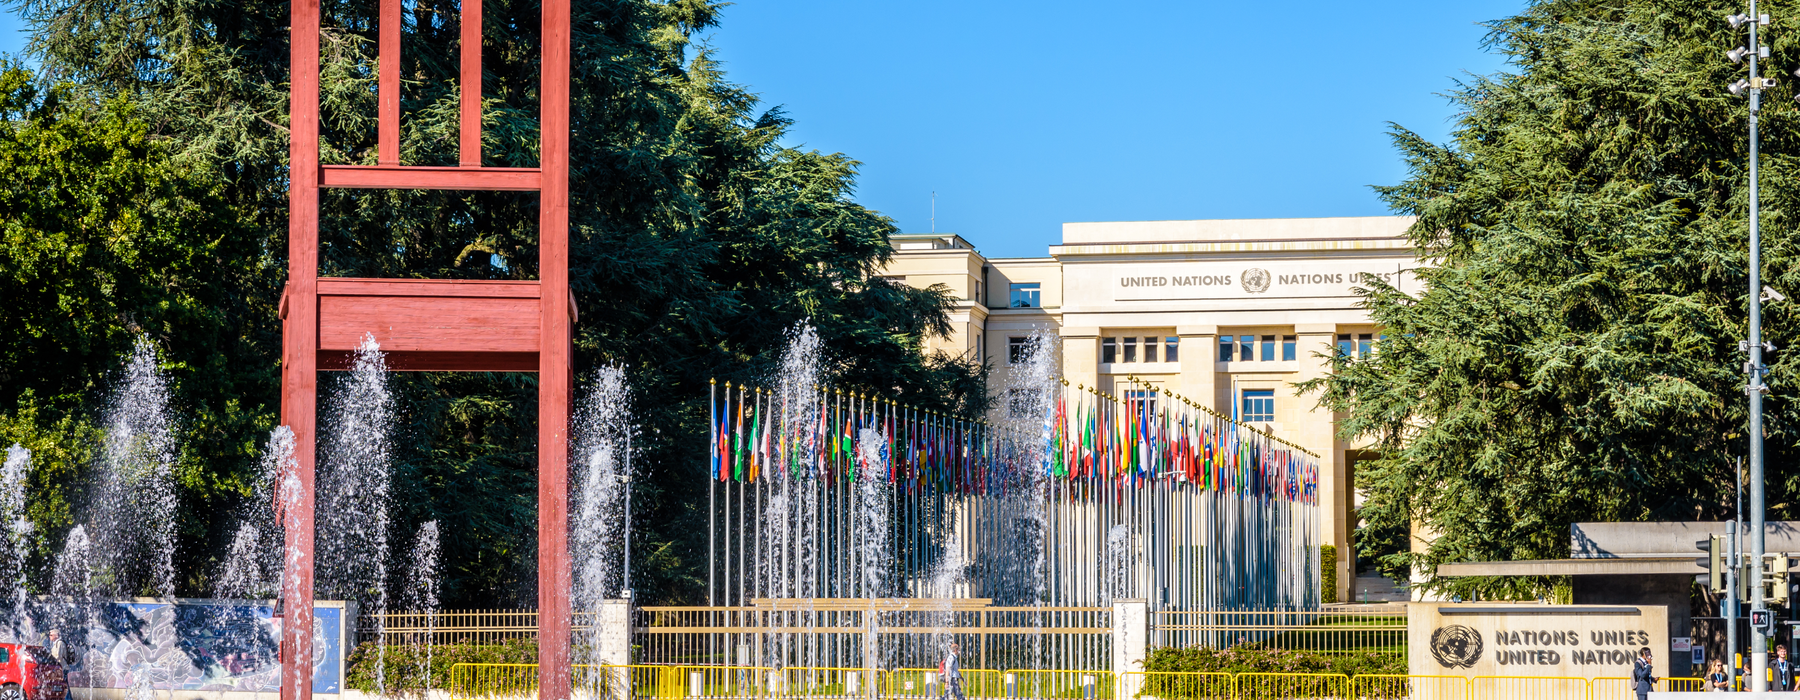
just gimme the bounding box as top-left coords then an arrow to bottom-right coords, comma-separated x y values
1727,2 -> 1776,689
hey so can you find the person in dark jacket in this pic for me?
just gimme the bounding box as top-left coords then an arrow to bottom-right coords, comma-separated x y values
1776,645 -> 1797,692
1633,647 -> 1656,700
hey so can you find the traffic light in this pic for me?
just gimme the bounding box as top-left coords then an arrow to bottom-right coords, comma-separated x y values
1769,553 -> 1794,605
1700,535 -> 1727,593
1753,608 -> 1775,635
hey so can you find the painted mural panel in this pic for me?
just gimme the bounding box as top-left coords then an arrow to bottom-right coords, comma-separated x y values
53,601 -> 344,693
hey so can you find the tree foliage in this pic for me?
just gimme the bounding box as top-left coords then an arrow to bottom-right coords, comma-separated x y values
4,0 -> 983,604
0,66 -> 275,586
1301,0 -> 1800,597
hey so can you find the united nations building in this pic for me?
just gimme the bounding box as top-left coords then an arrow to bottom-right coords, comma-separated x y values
879,216 -> 1420,602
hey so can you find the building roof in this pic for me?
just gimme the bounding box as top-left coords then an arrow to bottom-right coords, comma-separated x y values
1436,521 -> 1800,578
1061,216 -> 1415,246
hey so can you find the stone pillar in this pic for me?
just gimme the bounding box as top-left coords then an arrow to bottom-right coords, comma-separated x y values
1175,325 -> 1217,413
1112,598 -> 1148,692
598,598 -> 633,700
1294,323 -> 1350,602
1061,327 -> 1101,394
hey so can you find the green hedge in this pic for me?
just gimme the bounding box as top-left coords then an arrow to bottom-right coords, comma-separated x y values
1321,545 -> 1338,604
346,638 -> 538,692
1143,645 -> 1404,676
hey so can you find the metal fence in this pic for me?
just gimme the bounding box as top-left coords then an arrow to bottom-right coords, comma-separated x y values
633,602 -> 1111,670
1150,605 -> 1406,654
445,665 -> 1707,700
370,604 -> 1406,659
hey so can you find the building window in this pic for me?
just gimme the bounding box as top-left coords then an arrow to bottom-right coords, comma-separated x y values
1144,337 -> 1158,363
1008,336 -> 1028,364
1007,388 -> 1041,418
1126,390 -> 1157,418
1358,333 -> 1373,357
1165,337 -> 1180,362
1102,337 -> 1117,363
1241,389 -> 1275,422
1238,335 -> 1254,362
977,335 -> 985,364
1219,336 -> 1234,362
1282,336 -> 1296,361
1337,334 -> 1353,357
1010,283 -> 1041,308
1259,335 -> 1276,362
1123,337 -> 1138,363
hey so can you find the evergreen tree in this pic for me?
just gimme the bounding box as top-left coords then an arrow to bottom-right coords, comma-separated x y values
6,0 -> 983,604
1302,0 -> 1800,598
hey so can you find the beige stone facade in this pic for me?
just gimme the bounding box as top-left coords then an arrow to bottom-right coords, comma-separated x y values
880,216 -> 1420,602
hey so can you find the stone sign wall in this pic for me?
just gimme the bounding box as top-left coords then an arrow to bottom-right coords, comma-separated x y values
1408,603 -> 1669,680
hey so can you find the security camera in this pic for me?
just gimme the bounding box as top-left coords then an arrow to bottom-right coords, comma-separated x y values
1764,286 -> 1787,303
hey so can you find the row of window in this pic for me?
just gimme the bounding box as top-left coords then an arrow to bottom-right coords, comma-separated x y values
1220,335 -> 1297,363
1000,332 -> 1384,365
1102,336 -> 1179,364
1337,333 -> 1379,358
1123,388 -> 1274,423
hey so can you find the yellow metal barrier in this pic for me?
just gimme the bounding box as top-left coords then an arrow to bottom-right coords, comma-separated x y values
1588,676 -> 1703,699
450,663 -> 543,700
1347,674 -> 1467,700
1232,672 -> 1349,700
887,668 -> 1005,699
769,667 -> 885,698
446,663 -> 1717,700
1004,669 -> 1116,699
670,665 -> 774,698
884,668 -> 934,699
1469,676 -> 1586,700
1119,671 -> 1232,700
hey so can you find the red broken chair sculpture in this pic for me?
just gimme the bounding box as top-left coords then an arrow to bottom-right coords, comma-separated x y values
277,0 -> 575,699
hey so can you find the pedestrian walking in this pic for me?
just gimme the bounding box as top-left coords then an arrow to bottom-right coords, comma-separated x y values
938,642 -> 965,700
1633,647 -> 1656,700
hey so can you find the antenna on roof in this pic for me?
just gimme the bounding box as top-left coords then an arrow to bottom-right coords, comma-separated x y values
931,191 -> 936,233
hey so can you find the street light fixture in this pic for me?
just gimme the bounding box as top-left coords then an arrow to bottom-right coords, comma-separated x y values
1726,1 -> 1775,690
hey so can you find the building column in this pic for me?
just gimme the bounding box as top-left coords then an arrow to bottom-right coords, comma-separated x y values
1060,327 -> 1101,394
1294,323 -> 1351,603
1175,325 -> 1217,413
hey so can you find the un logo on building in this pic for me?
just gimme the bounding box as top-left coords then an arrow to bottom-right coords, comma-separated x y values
1430,625 -> 1484,669
1240,268 -> 1271,293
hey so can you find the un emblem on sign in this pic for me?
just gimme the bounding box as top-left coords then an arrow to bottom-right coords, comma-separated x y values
1240,268 -> 1271,294
1430,625 -> 1484,669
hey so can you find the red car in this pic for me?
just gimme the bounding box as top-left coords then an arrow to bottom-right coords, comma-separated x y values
0,645 -> 67,700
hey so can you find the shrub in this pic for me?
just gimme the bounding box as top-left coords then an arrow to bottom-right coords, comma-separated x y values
346,638 -> 539,693
1142,645 -> 1404,676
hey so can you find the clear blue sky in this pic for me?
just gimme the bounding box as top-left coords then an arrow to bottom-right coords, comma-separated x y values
0,1 -> 1525,259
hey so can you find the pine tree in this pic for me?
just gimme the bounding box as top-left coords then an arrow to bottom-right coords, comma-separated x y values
1301,0 -> 1800,599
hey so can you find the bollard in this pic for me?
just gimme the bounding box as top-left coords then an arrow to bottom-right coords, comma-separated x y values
925,671 -> 938,698
769,671 -> 784,695
1004,673 -> 1017,698
847,671 -> 860,696
1081,675 -> 1095,700
689,671 -> 703,698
